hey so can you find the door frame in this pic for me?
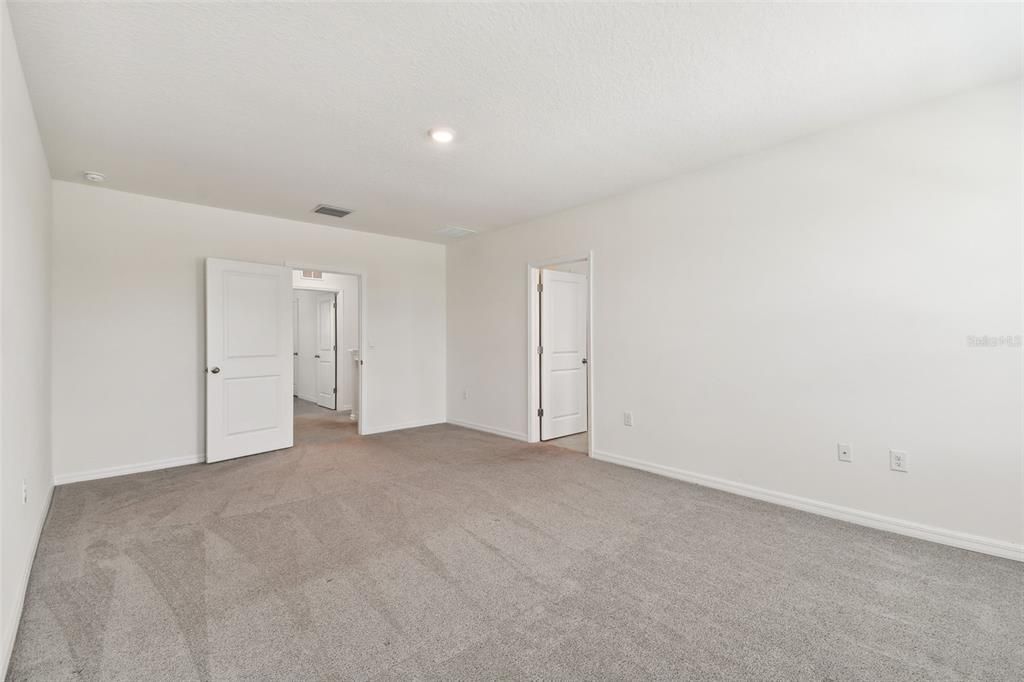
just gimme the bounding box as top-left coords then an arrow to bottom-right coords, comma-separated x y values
525,252 -> 594,456
287,261 -> 368,436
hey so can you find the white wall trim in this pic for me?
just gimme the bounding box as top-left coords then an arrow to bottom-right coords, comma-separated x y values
447,419 -> 528,442
592,449 -> 1023,562
54,454 -> 204,485
361,418 -> 446,436
2,484 -> 54,676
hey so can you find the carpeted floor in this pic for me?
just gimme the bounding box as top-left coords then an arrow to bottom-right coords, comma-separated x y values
7,408 -> 1023,680
546,431 -> 588,454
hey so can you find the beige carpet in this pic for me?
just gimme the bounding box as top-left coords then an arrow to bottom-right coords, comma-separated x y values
546,431 -> 588,454
7,408 -> 1023,680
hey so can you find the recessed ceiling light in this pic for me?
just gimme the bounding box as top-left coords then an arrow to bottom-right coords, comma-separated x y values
428,127 -> 455,144
83,171 -> 106,182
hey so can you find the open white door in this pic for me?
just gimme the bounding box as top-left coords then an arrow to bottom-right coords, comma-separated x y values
206,258 -> 293,463
315,292 -> 337,409
540,269 -> 588,440
292,295 -> 300,396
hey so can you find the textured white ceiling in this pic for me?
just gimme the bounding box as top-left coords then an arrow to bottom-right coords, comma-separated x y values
8,2 -> 1022,242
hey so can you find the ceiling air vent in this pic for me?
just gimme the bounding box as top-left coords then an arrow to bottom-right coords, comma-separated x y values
436,226 -> 477,239
301,270 -> 323,280
312,204 -> 352,219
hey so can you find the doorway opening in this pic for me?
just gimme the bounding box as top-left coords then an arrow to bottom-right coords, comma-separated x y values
205,258 -> 367,464
292,269 -> 361,438
527,255 -> 592,455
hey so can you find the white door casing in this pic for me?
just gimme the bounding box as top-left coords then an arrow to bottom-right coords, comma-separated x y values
540,269 -> 588,440
206,258 -> 294,462
315,292 -> 337,409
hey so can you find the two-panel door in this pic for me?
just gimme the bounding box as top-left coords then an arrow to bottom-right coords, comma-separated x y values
206,258 -> 294,463
315,292 -> 337,409
540,269 -> 588,440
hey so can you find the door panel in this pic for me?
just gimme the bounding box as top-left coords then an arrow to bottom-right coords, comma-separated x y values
206,258 -> 293,462
540,269 -> 588,440
315,293 -> 337,409
292,296 -> 299,396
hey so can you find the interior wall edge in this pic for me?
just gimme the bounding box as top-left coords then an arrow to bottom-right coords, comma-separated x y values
0,486 -> 53,674
53,454 -> 205,486
360,418 -> 447,436
592,449 -> 1024,562
446,419 -> 528,442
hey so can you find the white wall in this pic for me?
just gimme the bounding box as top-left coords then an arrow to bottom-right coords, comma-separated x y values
52,181 -> 446,482
447,80 -> 1023,556
1,2 -> 53,672
292,270 -> 360,410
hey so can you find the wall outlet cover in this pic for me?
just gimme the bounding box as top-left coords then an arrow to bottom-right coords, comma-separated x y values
890,449 -> 909,473
623,411 -> 634,427
837,443 -> 852,462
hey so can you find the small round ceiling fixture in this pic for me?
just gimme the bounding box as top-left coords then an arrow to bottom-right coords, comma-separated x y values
83,171 -> 106,183
428,127 -> 455,144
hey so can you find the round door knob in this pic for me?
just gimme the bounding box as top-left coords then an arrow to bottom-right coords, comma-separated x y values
582,358 -> 588,365
210,367 -> 220,374
315,354 -> 320,359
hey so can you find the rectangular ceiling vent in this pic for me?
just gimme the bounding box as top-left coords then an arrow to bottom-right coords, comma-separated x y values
300,270 -> 323,280
436,226 -> 477,239
312,204 -> 352,219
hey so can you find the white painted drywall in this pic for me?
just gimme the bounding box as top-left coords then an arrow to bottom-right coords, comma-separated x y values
51,182 -> 446,482
292,270 -> 360,411
447,80 -> 1023,552
1,2 -> 53,673
9,2 -> 1022,241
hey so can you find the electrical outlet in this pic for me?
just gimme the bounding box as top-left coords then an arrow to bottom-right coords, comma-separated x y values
623,411 -> 634,427
22,480 -> 28,505
462,390 -> 469,400
890,449 -> 908,473
837,443 -> 852,463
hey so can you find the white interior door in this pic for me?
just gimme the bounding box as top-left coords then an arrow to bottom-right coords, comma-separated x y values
315,293 -> 337,409
540,269 -> 588,440
206,258 -> 294,463
292,296 -> 299,396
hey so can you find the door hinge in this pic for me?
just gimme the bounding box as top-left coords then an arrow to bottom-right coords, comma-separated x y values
333,387 -> 336,394
537,408 -> 544,417
537,345 -> 543,355
537,282 -> 543,293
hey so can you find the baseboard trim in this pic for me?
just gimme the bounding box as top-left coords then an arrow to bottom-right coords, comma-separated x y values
591,449 -> 1023,562
54,454 -> 205,485
446,419 -> 527,442
361,419 -> 446,436
2,483 -> 54,678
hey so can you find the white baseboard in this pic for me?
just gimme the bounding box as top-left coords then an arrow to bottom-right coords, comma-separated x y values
54,454 -> 204,485
2,483 -> 53,677
592,449 -> 1023,562
361,418 -> 446,436
447,419 -> 527,442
